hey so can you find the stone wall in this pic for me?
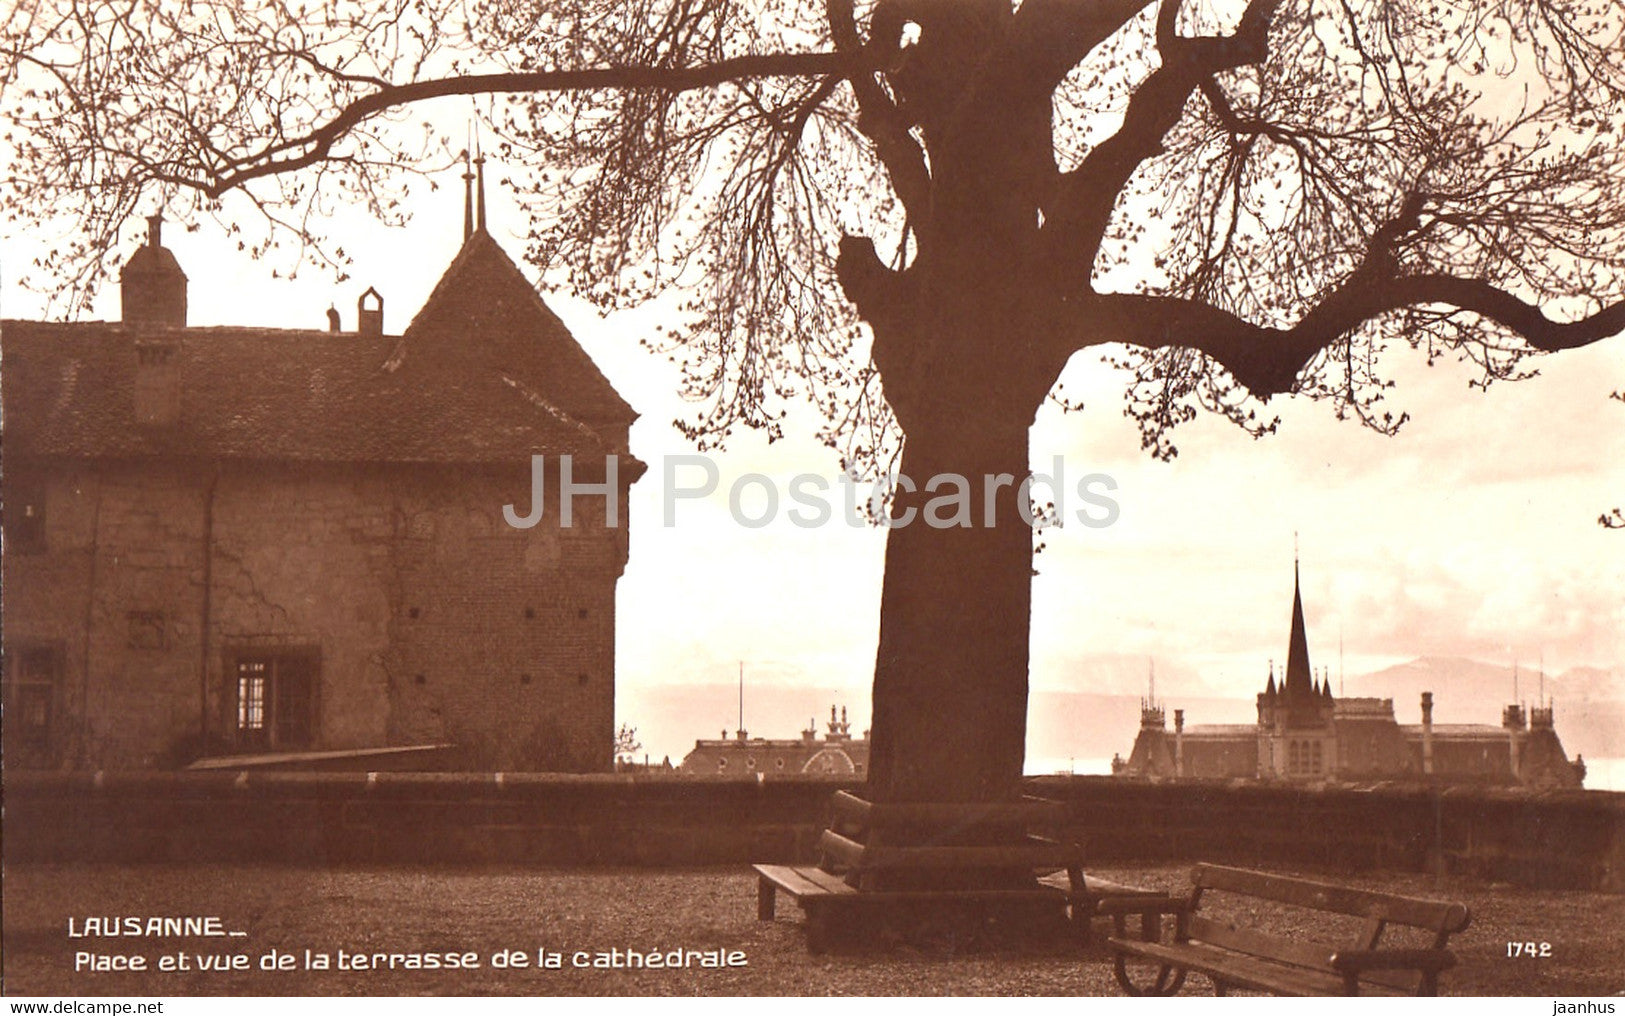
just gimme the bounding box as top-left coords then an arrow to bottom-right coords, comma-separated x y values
2,459 -> 623,771
5,773 -> 1620,891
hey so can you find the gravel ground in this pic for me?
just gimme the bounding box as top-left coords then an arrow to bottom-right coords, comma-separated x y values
3,862 -> 1620,996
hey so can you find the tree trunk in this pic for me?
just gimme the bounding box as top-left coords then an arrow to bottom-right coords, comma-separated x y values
851,71 -> 1060,807
866,410 -> 1036,803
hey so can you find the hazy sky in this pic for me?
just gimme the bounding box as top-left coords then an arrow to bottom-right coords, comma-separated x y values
4,162 -> 1622,754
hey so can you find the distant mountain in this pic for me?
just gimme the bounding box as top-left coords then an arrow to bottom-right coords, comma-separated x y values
1348,656 -> 1624,719
1031,653 -> 1212,697
1025,691 -> 1259,763
1343,656 -> 1623,759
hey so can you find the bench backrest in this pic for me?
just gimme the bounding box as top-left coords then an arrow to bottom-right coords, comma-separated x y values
1192,865 -> 1470,935
1186,864 -> 1470,993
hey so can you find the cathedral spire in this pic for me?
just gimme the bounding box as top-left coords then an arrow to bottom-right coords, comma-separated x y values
1284,554 -> 1314,701
474,125 -> 487,235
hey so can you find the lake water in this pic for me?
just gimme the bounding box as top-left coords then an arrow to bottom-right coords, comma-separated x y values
1025,756 -> 1625,792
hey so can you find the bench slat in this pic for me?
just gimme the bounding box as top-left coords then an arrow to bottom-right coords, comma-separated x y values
1193,864 -> 1469,933
818,829 -> 867,870
1187,915 -> 1337,973
754,864 -> 840,899
821,830 -> 1080,871
829,790 -> 872,823
757,864 -> 1069,904
864,841 -> 1079,870
795,866 -> 861,896
1081,875 -> 1165,898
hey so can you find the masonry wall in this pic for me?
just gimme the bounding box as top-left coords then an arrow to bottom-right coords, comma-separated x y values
2,461 -> 208,768
4,773 -> 1621,891
2,458 -> 624,771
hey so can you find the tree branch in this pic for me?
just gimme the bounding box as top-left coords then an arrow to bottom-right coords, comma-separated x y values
826,0 -> 932,220
836,232 -> 915,338
1006,0 -> 1154,95
1089,276 -> 1625,397
1043,0 -> 1280,283
187,51 -> 876,196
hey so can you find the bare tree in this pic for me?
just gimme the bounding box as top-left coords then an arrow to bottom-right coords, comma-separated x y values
5,0 -> 1624,806
613,722 -> 643,767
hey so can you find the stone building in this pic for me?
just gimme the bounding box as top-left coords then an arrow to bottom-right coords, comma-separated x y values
678,706 -> 870,777
2,195 -> 642,772
1114,563 -> 1586,789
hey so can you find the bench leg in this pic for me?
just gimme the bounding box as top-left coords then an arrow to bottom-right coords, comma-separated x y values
805,905 -> 831,954
1113,954 -> 1187,997
756,875 -> 776,921
1069,902 -> 1095,948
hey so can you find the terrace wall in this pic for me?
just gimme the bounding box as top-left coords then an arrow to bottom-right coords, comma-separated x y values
4,772 -> 1620,891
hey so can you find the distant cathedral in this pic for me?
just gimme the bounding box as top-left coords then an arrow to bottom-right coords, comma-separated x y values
1114,561 -> 1586,789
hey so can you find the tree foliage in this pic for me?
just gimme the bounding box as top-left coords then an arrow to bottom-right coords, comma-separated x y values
6,0 -> 1623,471
613,722 -> 642,764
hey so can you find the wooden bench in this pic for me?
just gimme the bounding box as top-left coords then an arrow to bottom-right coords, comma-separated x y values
1103,864 -> 1471,996
754,863 -> 1161,952
755,792 -> 1167,951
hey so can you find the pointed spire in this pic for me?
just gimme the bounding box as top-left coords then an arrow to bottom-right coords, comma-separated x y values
1284,553 -> 1314,700
473,123 -> 487,234
461,142 -> 475,242
1265,662 -> 1277,698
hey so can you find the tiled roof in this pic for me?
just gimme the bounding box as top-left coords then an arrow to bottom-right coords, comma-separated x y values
2,233 -> 639,466
403,230 -> 635,426
1401,725 -> 1508,738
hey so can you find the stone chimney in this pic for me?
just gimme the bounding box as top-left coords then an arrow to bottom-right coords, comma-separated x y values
121,215 -> 188,327
1420,692 -> 1434,776
358,287 -> 384,336
1173,709 -> 1185,778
